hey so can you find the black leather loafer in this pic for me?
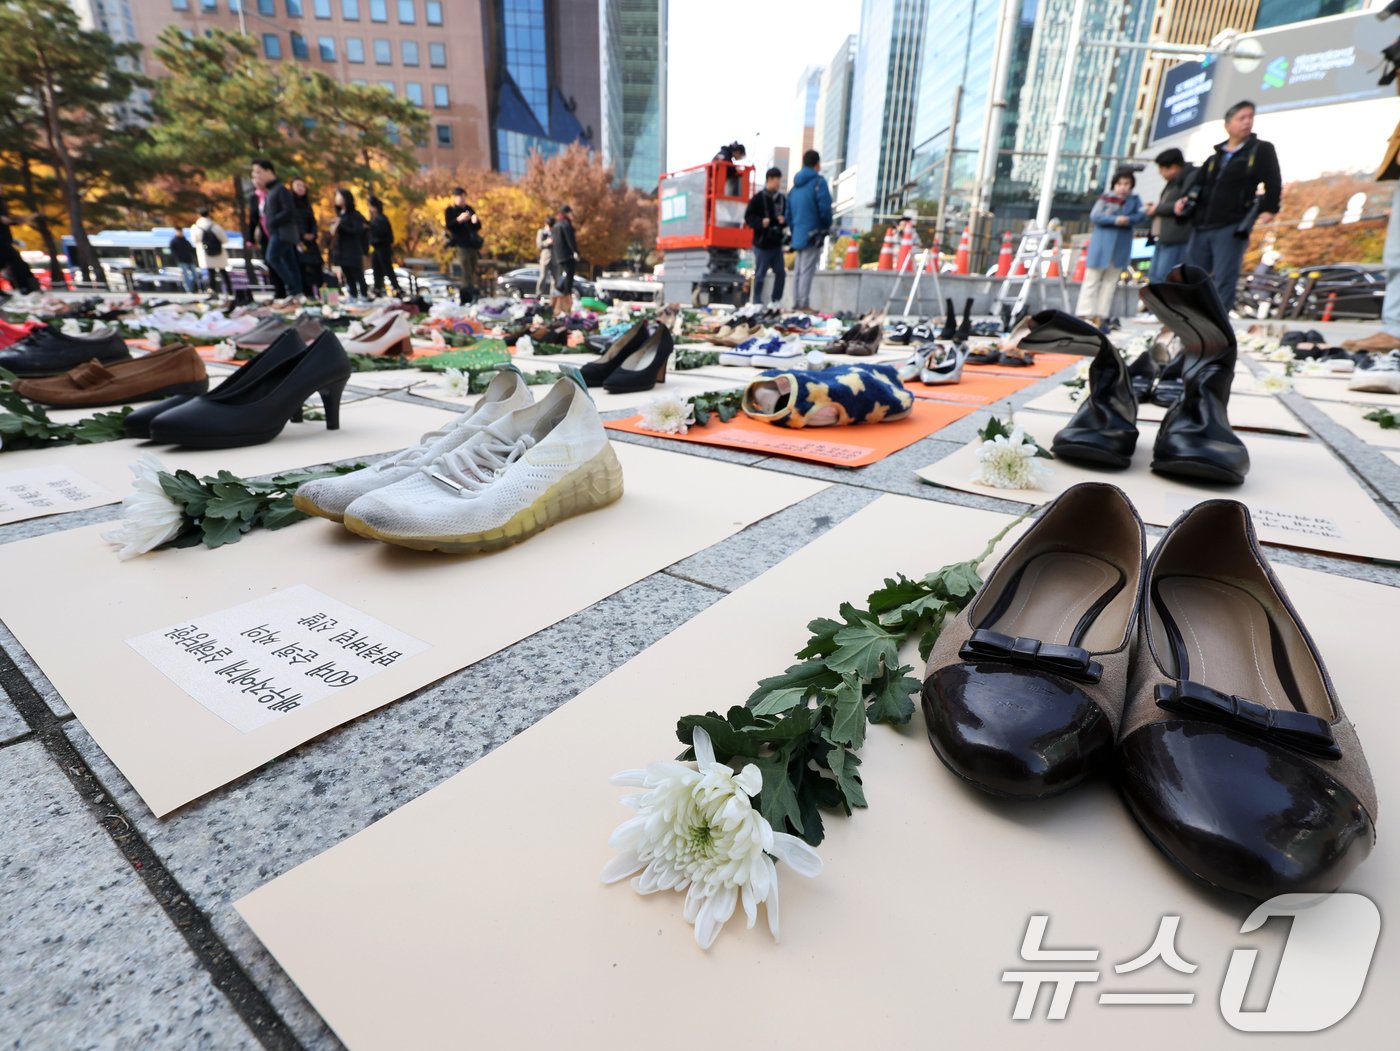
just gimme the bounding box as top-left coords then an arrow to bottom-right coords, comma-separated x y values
0,325 -> 131,377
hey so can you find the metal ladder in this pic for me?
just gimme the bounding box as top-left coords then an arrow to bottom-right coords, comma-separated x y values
993,225 -> 1070,331
883,242 -> 945,319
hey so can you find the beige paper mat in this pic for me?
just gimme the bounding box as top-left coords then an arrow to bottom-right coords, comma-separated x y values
0,443 -> 825,815
1292,376 -> 1400,405
1020,386 -> 1310,437
2,398 -> 457,508
1312,400 -> 1400,451
236,494 -> 1398,1050
39,386 -> 380,426
915,416 -> 1400,561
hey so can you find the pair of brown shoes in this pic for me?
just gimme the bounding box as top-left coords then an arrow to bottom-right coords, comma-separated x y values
923,482 -> 1375,899
12,343 -> 209,408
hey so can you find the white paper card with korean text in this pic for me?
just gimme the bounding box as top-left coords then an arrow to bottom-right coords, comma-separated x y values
0,465 -> 115,525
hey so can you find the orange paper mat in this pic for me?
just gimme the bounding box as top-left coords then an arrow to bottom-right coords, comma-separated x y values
963,350 -> 1080,378
604,398 -> 977,467
904,371 -> 1040,405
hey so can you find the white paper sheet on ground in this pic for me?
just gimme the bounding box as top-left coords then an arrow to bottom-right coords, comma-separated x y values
236,494 -> 1398,1051
1292,376 -> 1400,405
0,465 -> 115,525
39,386 -> 381,427
0,398 -> 454,513
1312,400 -> 1400,451
340,369 -> 429,391
0,443 -> 826,815
1020,386 -> 1310,437
410,358 -> 744,413
915,415 -> 1400,561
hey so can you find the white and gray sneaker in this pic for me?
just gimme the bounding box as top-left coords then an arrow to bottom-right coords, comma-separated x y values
341,378 -> 623,553
1349,349 -> 1400,394
292,370 -> 535,522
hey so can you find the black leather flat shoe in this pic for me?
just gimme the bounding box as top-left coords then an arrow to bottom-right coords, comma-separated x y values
0,325 -> 131,377
922,483 -> 1144,798
1117,499 -> 1376,897
1141,265 -> 1249,484
148,332 -> 351,448
1043,313 -> 1138,468
578,321 -> 652,387
602,326 -> 674,393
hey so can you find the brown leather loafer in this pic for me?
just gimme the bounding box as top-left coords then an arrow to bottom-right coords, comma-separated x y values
1118,499 -> 1376,897
922,482 -> 1144,798
13,343 -> 209,408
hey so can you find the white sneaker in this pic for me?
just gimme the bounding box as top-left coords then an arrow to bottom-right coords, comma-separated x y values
292,371 -> 535,522
1348,350 -> 1400,394
342,378 -> 623,552
750,335 -> 805,368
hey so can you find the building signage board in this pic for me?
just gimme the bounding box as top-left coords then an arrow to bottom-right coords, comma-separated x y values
1152,57 -> 1216,141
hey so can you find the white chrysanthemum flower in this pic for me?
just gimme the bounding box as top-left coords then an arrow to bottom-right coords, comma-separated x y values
103,455 -> 186,560
516,334 -> 535,356
211,340 -> 236,361
440,367 -> 471,395
602,727 -> 823,950
971,427 -> 1052,490
1122,334 -> 1152,360
1257,372 -> 1294,395
1297,359 -> 1328,376
1265,345 -> 1295,363
60,318 -> 85,336
638,391 -> 695,434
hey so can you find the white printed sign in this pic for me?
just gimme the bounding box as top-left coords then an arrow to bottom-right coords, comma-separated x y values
0,465 -> 115,525
127,584 -> 431,733
1162,494 -> 1347,544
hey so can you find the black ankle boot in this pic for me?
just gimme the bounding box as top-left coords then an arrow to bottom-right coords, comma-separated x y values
1042,312 -> 1138,468
1127,350 -> 1159,402
954,297 -> 973,342
936,298 -> 957,341
1140,265 -> 1249,485
1149,352 -> 1184,406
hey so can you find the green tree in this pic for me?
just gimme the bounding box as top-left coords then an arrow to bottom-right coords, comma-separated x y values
520,145 -> 657,273
291,71 -> 428,196
0,0 -> 148,285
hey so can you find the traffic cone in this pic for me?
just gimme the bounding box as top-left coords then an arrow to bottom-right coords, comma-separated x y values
953,226 -> 971,275
926,240 -> 940,273
843,239 -> 859,269
877,228 -> 895,271
1072,244 -> 1088,282
896,225 -> 914,272
994,232 -> 1013,278
1044,249 -> 1062,278
1321,291 -> 1336,322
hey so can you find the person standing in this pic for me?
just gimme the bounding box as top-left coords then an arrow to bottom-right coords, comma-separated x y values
1078,169 -> 1147,329
1182,101 -> 1281,311
745,167 -> 787,305
444,188 -> 483,304
535,216 -> 554,298
168,230 -> 200,293
330,188 -> 370,301
249,158 -> 304,299
246,182 -> 282,299
1343,80 -> 1400,353
367,197 -> 403,298
0,199 -> 40,295
550,204 -> 579,316
192,209 -> 234,298
290,178 -> 323,300
1146,148 -> 1197,283
786,150 -> 832,312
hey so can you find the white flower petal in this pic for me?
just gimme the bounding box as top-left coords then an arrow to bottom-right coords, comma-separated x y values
691,726 -> 715,768
599,852 -> 645,884
771,831 -> 824,878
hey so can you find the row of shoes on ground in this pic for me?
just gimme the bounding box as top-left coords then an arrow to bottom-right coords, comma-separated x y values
925,480 -> 1374,898
121,328 -> 352,448
1051,264 -> 1249,484
294,372 -> 622,554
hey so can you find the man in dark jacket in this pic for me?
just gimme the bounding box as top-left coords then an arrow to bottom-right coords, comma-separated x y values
1146,148 -> 1196,283
1181,101 -> 1281,310
168,231 -> 200,293
367,197 -> 403,298
250,158 -> 304,298
550,205 -> 579,315
445,187 -> 483,304
745,167 -> 787,304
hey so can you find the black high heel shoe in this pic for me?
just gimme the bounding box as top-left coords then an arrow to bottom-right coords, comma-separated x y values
602,326 -> 674,393
123,329 -> 309,439
578,320 -> 652,387
148,332 -> 352,448
954,297 -> 973,342
1047,312 -> 1139,468
935,299 -> 957,342
1140,265 -> 1249,485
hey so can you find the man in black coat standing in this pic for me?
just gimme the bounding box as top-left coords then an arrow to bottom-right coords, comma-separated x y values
445,188 -> 483,304
1181,101 -> 1281,311
367,197 -> 403,298
550,204 -> 579,315
250,158 -> 304,298
744,167 -> 787,305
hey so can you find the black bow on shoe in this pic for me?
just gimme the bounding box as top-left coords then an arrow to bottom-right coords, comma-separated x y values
1154,681 -> 1341,760
959,629 -> 1103,684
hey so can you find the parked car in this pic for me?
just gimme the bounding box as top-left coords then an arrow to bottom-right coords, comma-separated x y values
496,266 -> 597,299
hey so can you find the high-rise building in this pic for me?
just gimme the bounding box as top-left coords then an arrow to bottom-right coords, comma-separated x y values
110,0 -> 615,175
766,146 -> 791,181
813,35 -> 856,176
793,64 -> 822,163
840,0 -> 930,225
600,0 -> 667,191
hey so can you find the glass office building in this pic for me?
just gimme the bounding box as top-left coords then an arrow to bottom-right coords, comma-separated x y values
814,35 -> 856,177
600,0 -> 667,191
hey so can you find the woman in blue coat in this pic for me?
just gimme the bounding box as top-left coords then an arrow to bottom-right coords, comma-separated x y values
1076,170 -> 1147,329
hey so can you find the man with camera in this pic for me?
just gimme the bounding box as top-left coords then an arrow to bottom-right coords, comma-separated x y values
745,167 -> 788,306
1179,100 -> 1281,311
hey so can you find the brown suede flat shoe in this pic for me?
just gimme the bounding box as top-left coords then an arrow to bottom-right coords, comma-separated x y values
13,343 -> 209,408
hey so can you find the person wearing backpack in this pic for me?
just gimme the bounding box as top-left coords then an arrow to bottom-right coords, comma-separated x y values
192,210 -> 234,298
168,231 -> 200,293
445,188 -> 483,304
